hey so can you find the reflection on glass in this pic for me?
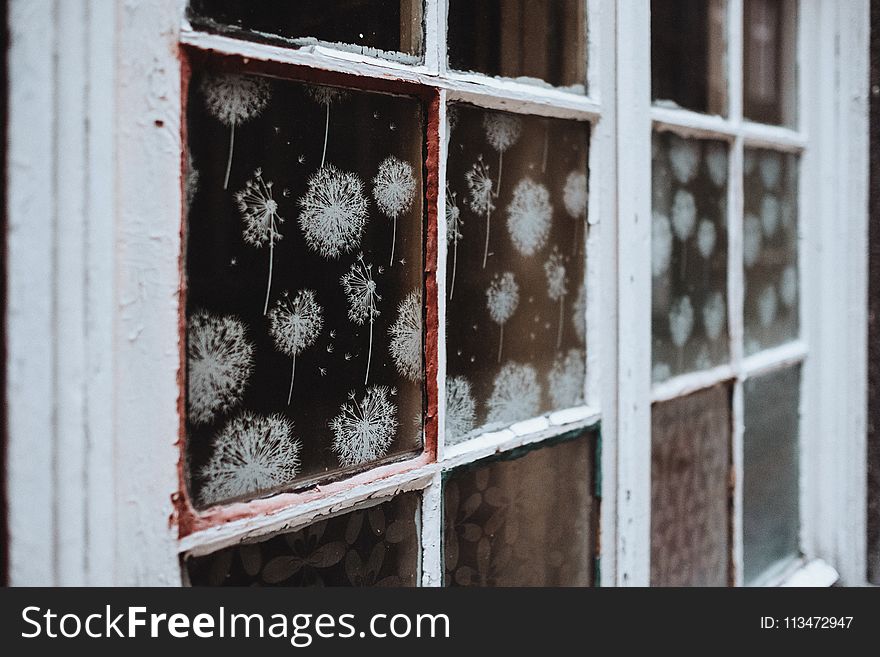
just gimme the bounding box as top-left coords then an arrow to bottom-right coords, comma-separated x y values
743,147 -> 798,355
652,0 -> 727,115
743,0 -> 798,126
652,132 -> 729,383
651,384 -> 731,587
743,366 -> 800,584
447,0 -> 587,91
185,68 -> 425,507
443,432 -> 597,586
444,103 -> 589,443
187,0 -> 424,63
187,493 -> 420,586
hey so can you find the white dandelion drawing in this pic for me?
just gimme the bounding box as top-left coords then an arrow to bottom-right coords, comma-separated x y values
744,214 -> 763,268
486,272 -> 520,363
669,135 -> 700,185
482,112 -> 522,194
780,265 -> 798,308
184,149 -> 200,213
388,290 -> 422,382
446,184 -> 464,298
201,73 -> 272,189
445,376 -> 476,445
705,142 -> 728,188
669,295 -> 694,370
759,151 -> 783,190
308,84 -> 349,168
572,283 -> 586,345
187,311 -> 254,426
652,362 -> 672,383
548,349 -> 585,409
465,157 -> 496,268
341,255 -> 382,384
329,385 -> 398,467
697,219 -> 717,259
236,168 -> 284,314
486,362 -> 541,426
544,248 -> 568,349
563,171 -> 588,256
652,211 -> 673,278
702,292 -> 726,342
758,285 -> 778,328
298,164 -> 369,259
506,177 -> 553,257
372,156 -> 417,266
268,289 -> 325,405
198,412 -> 301,506
671,189 -> 697,242
761,194 -> 780,238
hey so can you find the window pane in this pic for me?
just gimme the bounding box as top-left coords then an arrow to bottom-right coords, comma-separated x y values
652,132 -> 730,383
187,0 -> 424,63
447,0 -> 587,91
743,148 -> 798,355
652,0 -> 727,115
185,68 -> 425,507
444,104 -> 589,443
443,432 -> 598,586
186,493 -> 420,586
651,384 -> 731,587
743,365 -> 800,584
743,0 -> 798,126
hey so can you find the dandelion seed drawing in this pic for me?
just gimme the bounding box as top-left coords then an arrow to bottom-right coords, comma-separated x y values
307,84 -> 348,168
744,214 -> 763,268
486,272 -> 520,362
446,184 -> 463,298
184,149 -> 200,213
341,255 -> 381,384
199,412 -> 301,506
298,164 -> 369,259
572,283 -> 586,345
758,285 -> 778,328
672,188 -> 697,277
329,386 -> 398,467
388,290 -> 422,382
669,295 -> 694,370
653,211 -> 673,277
669,135 -> 700,185
702,291 -> 726,342
236,168 -> 284,314
486,362 -> 541,426
544,248 -> 568,349
759,151 -> 782,190
201,73 -> 272,189
705,141 -> 728,188
372,156 -> 417,266
548,349 -> 585,409
268,289 -> 324,405
465,157 -> 496,268
187,311 -> 254,426
445,376 -> 476,445
780,265 -> 798,308
761,194 -> 780,238
482,112 -> 522,195
697,219 -> 717,259
506,178 -> 552,257
563,171 -> 588,256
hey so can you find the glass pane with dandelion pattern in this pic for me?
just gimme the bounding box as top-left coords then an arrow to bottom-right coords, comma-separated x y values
185,66 -> 425,507
652,132 -> 730,383
186,492 -> 420,586
444,103 -> 589,444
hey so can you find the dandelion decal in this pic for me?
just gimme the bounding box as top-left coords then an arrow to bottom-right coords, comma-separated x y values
372,156 -> 417,266
572,283 -> 586,345
329,386 -> 398,467
669,295 -> 694,370
702,292 -> 726,342
482,112 -> 522,194
697,219 -> 717,259
199,412 -> 301,506
465,157 -> 496,268
548,349 -> 585,409
268,289 -> 325,405
486,272 -> 520,362
563,171 -> 588,255
298,165 -> 369,259
184,149 -> 200,212
759,151 -> 782,189
201,73 -> 272,189
486,362 -> 541,426
744,214 -> 763,268
544,248 -> 568,349
445,376 -> 476,445
446,184 -> 464,298
780,265 -> 798,308
187,311 -> 255,426
506,178 -> 553,257
388,290 -> 422,382
761,194 -> 780,237
341,255 -> 381,384
653,212 -> 673,277
669,135 -> 700,185
705,142 -> 728,188
236,168 -> 284,314
671,189 -> 697,242
308,84 -> 349,168
758,285 -> 778,328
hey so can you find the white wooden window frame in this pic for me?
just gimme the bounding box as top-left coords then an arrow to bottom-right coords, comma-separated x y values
3,0 -> 869,587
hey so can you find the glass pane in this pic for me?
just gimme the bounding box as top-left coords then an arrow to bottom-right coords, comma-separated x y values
447,0 -> 587,91
443,432 -> 597,586
187,0 -> 424,63
652,0 -> 727,115
743,365 -> 800,584
185,67 -> 425,507
186,493 -> 420,586
652,132 -> 730,383
651,384 -> 731,587
743,0 -> 798,126
444,104 -> 589,443
743,148 -> 798,355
